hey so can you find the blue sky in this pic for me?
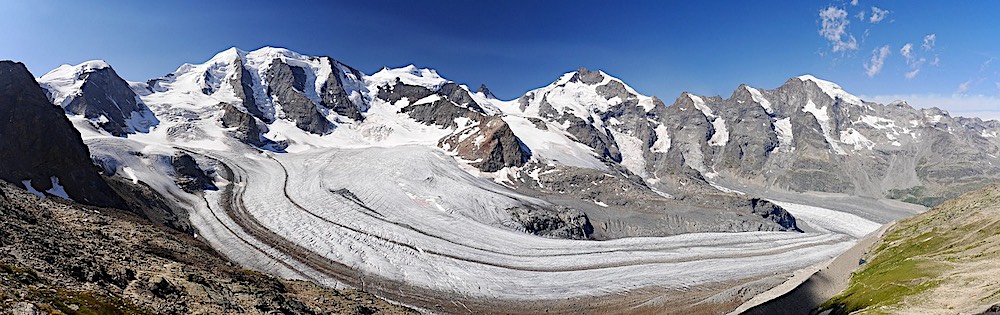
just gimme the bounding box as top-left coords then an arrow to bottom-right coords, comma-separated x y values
3,1 -> 999,119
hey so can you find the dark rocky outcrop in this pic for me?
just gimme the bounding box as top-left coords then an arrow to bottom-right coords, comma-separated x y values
265,59 -> 334,135
477,84 -> 497,99
55,65 -> 159,137
439,116 -> 531,172
227,56 -> 267,122
402,98 -> 485,129
507,205 -> 593,239
376,78 -> 435,105
563,113 -> 623,162
170,153 -> 217,192
219,102 -> 289,151
0,61 -> 126,209
319,58 -> 367,121
568,67 -> 605,85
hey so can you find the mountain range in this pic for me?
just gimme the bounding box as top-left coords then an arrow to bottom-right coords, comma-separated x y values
3,46 -> 1000,313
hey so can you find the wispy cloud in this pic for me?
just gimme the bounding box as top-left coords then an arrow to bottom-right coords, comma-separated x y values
865,45 -> 891,77
922,34 -> 936,50
900,43 -> 929,79
818,7 -> 858,53
869,7 -> 890,23
980,57 -> 994,72
958,80 -> 972,94
850,0 -> 859,6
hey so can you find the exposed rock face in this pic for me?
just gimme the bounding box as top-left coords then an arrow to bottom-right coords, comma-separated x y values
219,102 -> 289,151
564,113 -> 623,162
319,57 -> 367,121
265,59 -> 334,135
401,97 -> 485,129
375,78 -> 435,105
227,56 -> 267,122
477,84 -> 497,99
219,102 -> 266,146
171,153 -> 217,192
0,61 -> 126,209
507,205 -> 593,239
373,77 -> 532,171
0,181 -> 415,314
440,116 -> 531,172
38,61 -> 159,137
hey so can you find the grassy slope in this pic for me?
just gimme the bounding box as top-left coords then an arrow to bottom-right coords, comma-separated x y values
821,184 -> 1000,314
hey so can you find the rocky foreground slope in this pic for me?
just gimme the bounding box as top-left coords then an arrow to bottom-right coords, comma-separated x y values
816,184 -> 1000,314
0,181 -> 413,314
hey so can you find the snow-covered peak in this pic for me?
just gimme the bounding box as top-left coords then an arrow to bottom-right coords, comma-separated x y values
39,60 -> 114,106
796,74 -> 863,105
206,47 -> 248,64
368,65 -> 447,90
247,46 -> 305,60
515,68 -> 655,118
79,60 -> 111,71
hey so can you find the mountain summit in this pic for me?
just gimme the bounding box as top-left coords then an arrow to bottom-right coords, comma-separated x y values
38,60 -> 159,137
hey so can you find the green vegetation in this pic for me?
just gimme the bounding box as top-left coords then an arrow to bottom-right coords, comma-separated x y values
31,289 -> 151,315
820,229 -> 950,314
886,186 -> 946,207
0,262 -> 41,284
823,186 -> 1000,314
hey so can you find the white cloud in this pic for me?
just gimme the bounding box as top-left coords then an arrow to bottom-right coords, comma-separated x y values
850,0 -> 859,6
958,81 -> 972,94
864,45 -> 891,77
900,43 -> 914,62
819,7 -> 858,52
863,94 -> 1000,121
922,34 -> 936,50
931,56 -> 940,66
869,6 -> 890,23
856,11 -> 866,21
900,43 -> 928,79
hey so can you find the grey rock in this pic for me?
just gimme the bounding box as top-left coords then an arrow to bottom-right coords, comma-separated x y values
477,84 -> 497,99
376,78 -> 435,105
318,57 -> 366,121
56,65 -> 159,137
219,102 -> 266,147
401,98 -> 484,129
171,153 -> 217,192
8,302 -> 41,315
563,113 -> 622,162
568,67 -> 604,85
265,59 -> 334,135
227,56 -> 267,122
439,116 -> 531,172
507,205 -> 593,239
